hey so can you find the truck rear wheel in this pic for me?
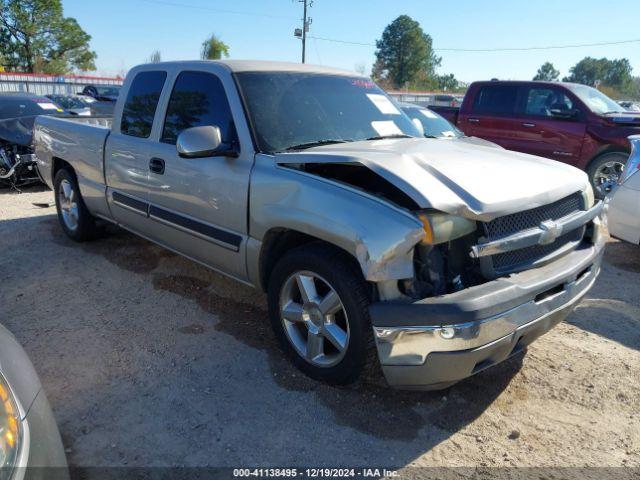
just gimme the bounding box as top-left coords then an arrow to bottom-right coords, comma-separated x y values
54,168 -> 99,242
267,243 -> 378,385
587,152 -> 628,199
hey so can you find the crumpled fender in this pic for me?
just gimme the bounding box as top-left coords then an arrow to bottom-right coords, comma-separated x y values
249,158 -> 425,282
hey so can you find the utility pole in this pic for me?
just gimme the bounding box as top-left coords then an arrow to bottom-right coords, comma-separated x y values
294,0 -> 312,63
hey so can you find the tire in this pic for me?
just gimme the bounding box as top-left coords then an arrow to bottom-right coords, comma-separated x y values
53,168 -> 99,241
267,243 -> 378,385
587,152 -> 628,199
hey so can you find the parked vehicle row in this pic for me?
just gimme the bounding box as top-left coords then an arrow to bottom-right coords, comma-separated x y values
431,80 -> 638,199
0,93 -> 66,187
618,100 -> 640,112
0,85 -> 120,188
34,60 -> 605,390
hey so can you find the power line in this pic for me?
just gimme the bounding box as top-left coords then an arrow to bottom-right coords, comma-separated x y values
308,35 -> 640,52
137,0 -> 297,19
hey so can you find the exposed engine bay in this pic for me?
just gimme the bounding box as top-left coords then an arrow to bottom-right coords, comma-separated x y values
283,161 -> 488,299
0,143 -> 40,188
0,116 -> 41,189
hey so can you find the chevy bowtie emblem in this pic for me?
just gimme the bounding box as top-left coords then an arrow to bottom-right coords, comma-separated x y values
539,220 -> 561,245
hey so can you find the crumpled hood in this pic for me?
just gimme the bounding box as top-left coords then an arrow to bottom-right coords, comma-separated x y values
276,137 -> 589,221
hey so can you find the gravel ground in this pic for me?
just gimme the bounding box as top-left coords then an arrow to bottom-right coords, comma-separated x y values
1,186 -> 638,478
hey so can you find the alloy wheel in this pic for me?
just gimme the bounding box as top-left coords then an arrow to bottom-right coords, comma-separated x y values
58,179 -> 79,231
279,271 -> 350,368
594,160 -> 625,196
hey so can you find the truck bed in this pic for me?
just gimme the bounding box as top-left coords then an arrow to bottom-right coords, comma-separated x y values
429,106 -> 459,125
34,115 -> 112,214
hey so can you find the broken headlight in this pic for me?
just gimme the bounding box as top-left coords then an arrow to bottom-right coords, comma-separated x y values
0,373 -> 21,480
417,211 -> 477,245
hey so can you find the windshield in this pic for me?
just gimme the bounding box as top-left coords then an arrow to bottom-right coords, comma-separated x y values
401,106 -> 463,138
95,86 -> 121,97
49,96 -> 86,109
567,84 -> 625,115
0,97 -> 62,119
235,72 -> 421,153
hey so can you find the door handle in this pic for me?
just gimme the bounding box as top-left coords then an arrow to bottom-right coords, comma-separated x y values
149,157 -> 165,175
468,118 -> 480,123
522,122 -> 536,128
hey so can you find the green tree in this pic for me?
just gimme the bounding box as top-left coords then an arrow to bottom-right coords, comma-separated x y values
533,62 -> 560,81
0,0 -> 96,74
372,15 -> 441,89
148,50 -> 162,63
201,34 -> 229,60
436,73 -> 459,91
563,57 -> 633,90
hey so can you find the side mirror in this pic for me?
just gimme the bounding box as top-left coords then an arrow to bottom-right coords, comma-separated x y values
177,126 -> 236,158
411,118 -> 425,136
550,108 -> 580,120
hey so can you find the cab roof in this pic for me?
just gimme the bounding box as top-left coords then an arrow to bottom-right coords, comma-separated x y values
136,59 -> 365,77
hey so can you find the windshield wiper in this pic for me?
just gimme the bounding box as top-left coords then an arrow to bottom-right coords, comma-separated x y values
365,134 -> 413,141
283,139 -> 352,151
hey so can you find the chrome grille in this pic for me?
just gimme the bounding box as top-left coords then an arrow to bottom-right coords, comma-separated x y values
491,228 -> 584,271
483,192 -> 584,239
482,192 -> 585,275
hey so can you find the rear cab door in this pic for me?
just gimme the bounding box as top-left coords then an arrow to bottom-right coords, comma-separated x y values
512,85 -> 586,165
457,83 -> 523,149
105,68 -> 169,234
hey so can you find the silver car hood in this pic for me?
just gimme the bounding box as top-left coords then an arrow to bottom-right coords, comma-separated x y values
276,138 -> 589,221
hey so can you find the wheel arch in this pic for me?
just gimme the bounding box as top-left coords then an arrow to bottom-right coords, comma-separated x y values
52,157 -> 75,181
586,144 -> 630,171
257,228 -> 361,292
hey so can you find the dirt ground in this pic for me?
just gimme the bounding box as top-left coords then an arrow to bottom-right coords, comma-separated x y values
1,186 -> 638,478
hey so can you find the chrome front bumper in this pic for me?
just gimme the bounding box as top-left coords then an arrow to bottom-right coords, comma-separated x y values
370,219 -> 605,390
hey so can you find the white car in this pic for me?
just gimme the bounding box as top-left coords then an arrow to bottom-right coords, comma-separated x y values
608,136 -> 640,245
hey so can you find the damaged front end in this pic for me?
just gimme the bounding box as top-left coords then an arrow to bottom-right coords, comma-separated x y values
401,212 -> 484,299
0,143 -> 39,188
0,116 -> 41,188
276,158 -> 487,301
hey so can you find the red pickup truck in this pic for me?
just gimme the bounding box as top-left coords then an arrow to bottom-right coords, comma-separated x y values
432,80 -> 640,198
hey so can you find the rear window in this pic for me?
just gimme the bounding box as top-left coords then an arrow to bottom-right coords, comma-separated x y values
472,85 -> 519,115
120,71 -> 167,138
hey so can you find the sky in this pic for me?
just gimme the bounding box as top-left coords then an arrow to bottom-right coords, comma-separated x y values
61,0 -> 640,83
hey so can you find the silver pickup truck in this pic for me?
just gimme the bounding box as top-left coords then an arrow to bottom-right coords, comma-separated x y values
34,60 -> 605,390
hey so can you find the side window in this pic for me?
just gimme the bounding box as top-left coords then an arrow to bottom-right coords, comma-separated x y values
161,71 -> 237,145
120,71 -> 167,138
525,88 -> 574,117
472,85 -> 519,115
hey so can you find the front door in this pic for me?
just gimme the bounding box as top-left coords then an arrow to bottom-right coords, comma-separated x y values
513,86 -> 586,166
144,69 -> 252,281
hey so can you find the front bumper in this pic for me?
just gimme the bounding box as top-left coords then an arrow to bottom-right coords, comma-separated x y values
370,221 -> 605,390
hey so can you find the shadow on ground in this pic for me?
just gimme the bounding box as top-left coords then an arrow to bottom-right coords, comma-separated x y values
42,217 -> 525,443
1,214 -> 536,471
604,240 -> 640,274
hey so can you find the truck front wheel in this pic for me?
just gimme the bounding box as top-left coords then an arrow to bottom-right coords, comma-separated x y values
587,152 -> 628,199
54,168 -> 99,242
267,243 -> 378,385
